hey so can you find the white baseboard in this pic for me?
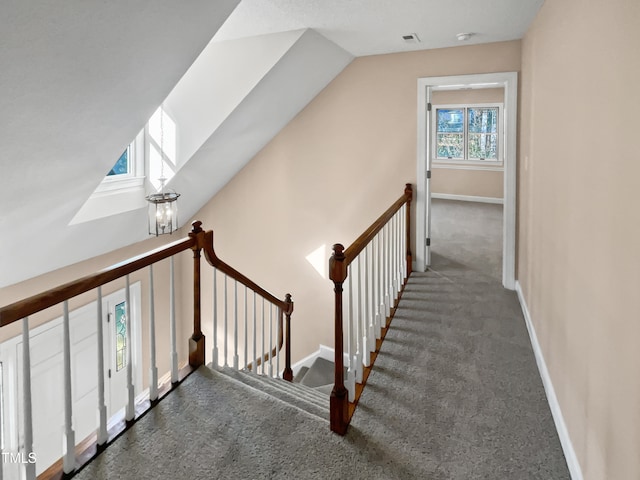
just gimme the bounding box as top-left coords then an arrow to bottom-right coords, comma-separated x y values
431,193 -> 503,204
515,281 -> 584,480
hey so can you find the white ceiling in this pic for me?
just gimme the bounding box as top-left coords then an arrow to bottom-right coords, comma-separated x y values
0,0 -> 545,289
215,0 -> 545,56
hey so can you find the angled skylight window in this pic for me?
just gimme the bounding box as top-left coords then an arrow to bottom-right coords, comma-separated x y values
69,131 -> 146,225
148,106 -> 177,192
108,148 -> 130,176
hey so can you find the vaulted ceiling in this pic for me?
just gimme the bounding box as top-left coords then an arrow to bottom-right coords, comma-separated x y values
0,0 -> 543,288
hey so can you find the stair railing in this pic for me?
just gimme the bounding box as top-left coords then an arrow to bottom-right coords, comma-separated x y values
0,221 -> 293,480
193,222 -> 293,380
329,184 -> 412,435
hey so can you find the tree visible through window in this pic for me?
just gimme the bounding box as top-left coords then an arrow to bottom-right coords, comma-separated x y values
435,105 -> 500,162
115,301 -> 127,371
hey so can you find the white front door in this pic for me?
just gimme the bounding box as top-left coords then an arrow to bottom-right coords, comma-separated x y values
0,283 -> 142,478
105,298 -> 131,417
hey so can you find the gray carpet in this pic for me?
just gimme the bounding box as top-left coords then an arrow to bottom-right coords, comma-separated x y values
74,200 -> 570,480
430,198 -> 503,281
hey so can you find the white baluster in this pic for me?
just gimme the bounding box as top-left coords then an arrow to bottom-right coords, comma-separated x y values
390,217 -> 397,305
379,228 -> 386,331
96,287 -> 108,445
384,222 -> 392,317
21,317 -> 36,480
359,253 -> 370,368
252,292 -> 257,373
170,256 -> 178,383
62,301 -> 76,473
366,245 -> 375,353
148,267 -> 158,402
347,266 -> 356,401
276,307 -> 281,378
224,274 -> 228,367
401,204 -> 407,282
125,276 -> 135,422
391,215 -> 396,299
212,267 -> 219,368
396,211 -> 402,294
268,303 -> 273,377
233,280 -> 239,369
373,235 -> 382,339
261,297 -> 265,375
244,286 -> 248,370
354,258 -> 363,381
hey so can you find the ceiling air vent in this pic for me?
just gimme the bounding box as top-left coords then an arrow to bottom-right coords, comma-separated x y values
402,33 -> 420,44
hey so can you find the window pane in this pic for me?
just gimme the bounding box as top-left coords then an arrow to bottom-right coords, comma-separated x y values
437,109 -> 464,133
115,301 -> 127,372
437,133 -> 464,158
107,149 -> 129,176
468,107 -> 498,134
468,134 -> 498,160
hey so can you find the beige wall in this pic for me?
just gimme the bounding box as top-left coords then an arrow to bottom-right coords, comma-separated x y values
1,39 -> 521,413
184,41 -> 521,362
432,169 -> 503,198
431,88 -> 504,199
519,0 -> 640,478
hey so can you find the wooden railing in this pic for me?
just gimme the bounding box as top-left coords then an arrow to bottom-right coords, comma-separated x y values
0,221 -> 293,479
329,184 -> 413,434
195,223 -> 294,380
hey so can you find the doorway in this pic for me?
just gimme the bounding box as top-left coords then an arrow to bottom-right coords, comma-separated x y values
415,72 -> 518,289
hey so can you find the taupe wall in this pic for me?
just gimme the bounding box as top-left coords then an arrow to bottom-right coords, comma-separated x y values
431,88 -> 504,199
184,41 -> 521,362
432,169 -> 503,198
519,0 -> 640,478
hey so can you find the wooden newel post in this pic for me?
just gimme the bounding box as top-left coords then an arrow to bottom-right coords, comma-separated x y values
283,293 -> 294,382
329,243 -> 349,435
189,221 -> 206,367
405,183 -> 413,277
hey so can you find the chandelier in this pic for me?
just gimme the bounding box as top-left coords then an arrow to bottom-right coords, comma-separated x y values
146,105 -> 180,236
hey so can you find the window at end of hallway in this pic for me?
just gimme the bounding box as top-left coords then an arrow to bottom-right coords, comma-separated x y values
434,104 -> 502,166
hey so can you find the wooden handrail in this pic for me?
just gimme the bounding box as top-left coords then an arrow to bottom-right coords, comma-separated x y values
329,183 -> 413,435
343,184 -> 413,265
193,222 -> 294,378
195,224 -> 293,313
1,220 -> 296,478
0,236 -> 195,327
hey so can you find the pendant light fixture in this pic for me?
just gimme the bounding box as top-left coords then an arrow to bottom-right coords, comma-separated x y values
146,105 -> 180,236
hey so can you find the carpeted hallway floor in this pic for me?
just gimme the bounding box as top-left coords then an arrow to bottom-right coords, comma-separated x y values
74,199 -> 570,479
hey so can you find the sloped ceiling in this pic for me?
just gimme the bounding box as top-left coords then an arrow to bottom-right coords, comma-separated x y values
168,29 -> 353,223
0,0 -> 239,287
0,0 -> 544,289
0,4 -> 352,288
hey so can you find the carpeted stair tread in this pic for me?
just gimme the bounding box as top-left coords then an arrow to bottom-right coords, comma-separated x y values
314,383 -> 334,396
292,366 -> 309,383
299,357 -> 346,389
235,369 -> 330,407
213,366 -> 329,419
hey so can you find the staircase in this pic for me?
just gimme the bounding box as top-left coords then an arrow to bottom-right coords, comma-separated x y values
212,357 -> 342,421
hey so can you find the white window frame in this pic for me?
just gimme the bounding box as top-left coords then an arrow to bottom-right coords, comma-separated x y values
432,102 -> 504,167
69,129 -> 147,225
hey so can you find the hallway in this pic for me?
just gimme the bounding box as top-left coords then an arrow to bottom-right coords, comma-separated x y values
74,200 -> 569,479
